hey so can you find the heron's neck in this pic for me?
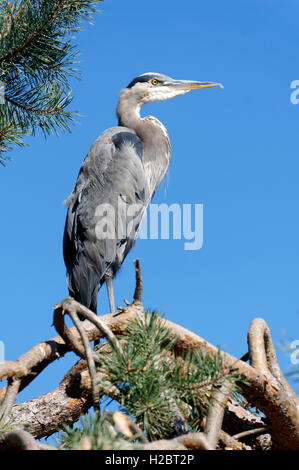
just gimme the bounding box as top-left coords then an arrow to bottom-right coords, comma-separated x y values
117,89 -> 171,194
117,89 -> 141,129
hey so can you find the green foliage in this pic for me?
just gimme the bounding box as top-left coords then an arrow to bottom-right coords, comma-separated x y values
95,311 -> 238,442
59,311 -> 241,449
0,0 -> 103,165
101,312 -> 181,440
0,422 -> 12,436
59,413 -> 142,450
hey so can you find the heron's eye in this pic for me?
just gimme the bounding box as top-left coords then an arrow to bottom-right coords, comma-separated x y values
151,79 -> 158,86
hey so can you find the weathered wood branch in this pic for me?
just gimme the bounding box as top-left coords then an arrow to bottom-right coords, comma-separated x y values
0,378 -> 21,423
204,380 -> 234,449
8,343 -> 120,438
1,300 -> 298,448
0,302 -> 143,402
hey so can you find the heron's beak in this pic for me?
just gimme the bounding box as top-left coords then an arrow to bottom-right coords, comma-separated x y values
166,80 -> 223,90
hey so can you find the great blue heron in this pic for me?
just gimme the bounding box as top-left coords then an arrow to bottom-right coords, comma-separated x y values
63,72 -> 222,315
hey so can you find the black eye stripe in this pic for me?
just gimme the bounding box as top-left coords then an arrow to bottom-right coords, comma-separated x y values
127,74 -> 162,88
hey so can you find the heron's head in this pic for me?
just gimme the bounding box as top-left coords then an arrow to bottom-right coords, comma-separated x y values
125,72 -> 223,105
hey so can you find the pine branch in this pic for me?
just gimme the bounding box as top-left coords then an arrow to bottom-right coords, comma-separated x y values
13,1 -> 31,24
0,0 -> 103,165
1,291 -> 299,448
94,310 -> 237,441
0,0 -> 66,65
5,91 -> 72,116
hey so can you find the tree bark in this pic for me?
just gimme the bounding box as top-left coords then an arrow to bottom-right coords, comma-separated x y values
2,301 -> 298,449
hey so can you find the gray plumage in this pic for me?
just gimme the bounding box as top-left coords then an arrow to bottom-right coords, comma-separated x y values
63,73 -> 222,313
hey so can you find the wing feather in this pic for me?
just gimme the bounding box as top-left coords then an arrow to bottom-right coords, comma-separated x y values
63,127 -> 150,312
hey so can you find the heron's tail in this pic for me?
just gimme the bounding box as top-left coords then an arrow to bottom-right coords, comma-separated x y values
66,258 -> 100,314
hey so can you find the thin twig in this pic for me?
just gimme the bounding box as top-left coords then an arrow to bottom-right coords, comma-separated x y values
53,296 -> 125,410
67,309 -> 99,410
0,0 -> 31,40
219,430 -> 250,450
53,301 -> 89,359
14,0 -> 31,23
5,90 -> 72,116
133,259 -> 143,303
0,378 -> 21,423
54,297 -> 123,354
233,426 -> 271,441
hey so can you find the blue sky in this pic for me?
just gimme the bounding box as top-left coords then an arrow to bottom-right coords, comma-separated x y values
1,0 -> 299,409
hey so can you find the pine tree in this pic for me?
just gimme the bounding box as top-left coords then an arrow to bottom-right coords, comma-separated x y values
58,311 -> 240,450
1,295 -> 298,450
0,0 -> 103,165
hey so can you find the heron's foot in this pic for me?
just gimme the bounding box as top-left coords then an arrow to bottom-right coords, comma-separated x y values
116,305 -> 127,314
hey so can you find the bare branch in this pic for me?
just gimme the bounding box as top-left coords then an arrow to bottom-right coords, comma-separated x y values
0,305 -> 140,404
1,301 -> 298,448
54,296 -> 123,353
204,380 -> 234,449
0,378 -> 21,423
8,344 -> 121,438
66,309 -> 100,410
53,299 -> 90,359
133,258 -> 143,303
219,430 -> 250,450
233,426 -> 271,441
0,361 -> 27,381
248,318 -> 297,400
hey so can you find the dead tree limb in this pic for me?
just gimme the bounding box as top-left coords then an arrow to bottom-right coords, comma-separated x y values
218,430 -> 249,450
133,258 -> 143,303
0,378 -> 21,422
204,380 -> 234,449
63,307 -> 100,410
1,301 -> 298,448
54,297 -> 123,354
6,348 -> 255,442
247,318 -> 298,403
232,425 -> 271,441
0,303 -> 138,402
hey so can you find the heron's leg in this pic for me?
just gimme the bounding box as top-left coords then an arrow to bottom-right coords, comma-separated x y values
105,273 -> 116,313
